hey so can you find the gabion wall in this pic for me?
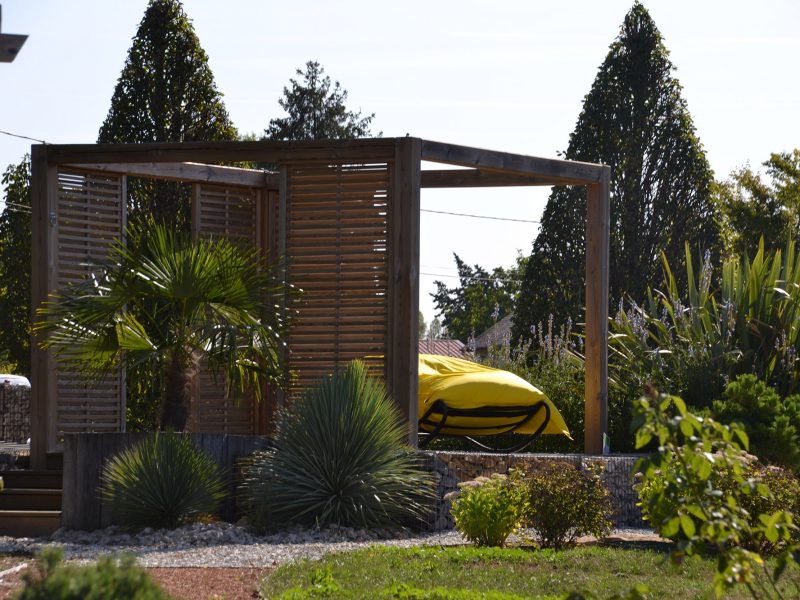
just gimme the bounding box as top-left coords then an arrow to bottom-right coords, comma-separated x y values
420,451 -> 645,530
0,383 -> 30,443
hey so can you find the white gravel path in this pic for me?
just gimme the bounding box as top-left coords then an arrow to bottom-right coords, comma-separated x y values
0,524 -> 658,568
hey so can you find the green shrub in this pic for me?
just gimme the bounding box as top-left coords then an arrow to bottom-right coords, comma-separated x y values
16,547 -> 169,599
712,374 -> 800,470
638,459 -> 800,555
632,389 -> 800,596
518,461 -> 613,549
449,473 -> 526,547
241,360 -> 433,530
100,432 -> 227,530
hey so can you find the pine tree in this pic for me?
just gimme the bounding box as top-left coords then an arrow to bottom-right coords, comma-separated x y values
266,61 -> 376,141
98,0 -> 238,228
513,3 -> 720,345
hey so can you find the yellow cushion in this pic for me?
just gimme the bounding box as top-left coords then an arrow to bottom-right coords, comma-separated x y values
418,354 -> 571,438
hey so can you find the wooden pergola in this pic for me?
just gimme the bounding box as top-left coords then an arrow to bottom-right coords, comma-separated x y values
29,138 -> 610,468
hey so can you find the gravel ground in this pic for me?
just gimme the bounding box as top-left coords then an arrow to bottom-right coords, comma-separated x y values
0,524 -> 660,568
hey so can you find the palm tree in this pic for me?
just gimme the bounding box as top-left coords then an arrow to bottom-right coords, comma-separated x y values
35,222 -> 291,430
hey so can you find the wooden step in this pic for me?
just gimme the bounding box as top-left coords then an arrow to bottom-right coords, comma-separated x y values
0,470 -> 62,490
0,510 -> 61,537
0,488 -> 62,511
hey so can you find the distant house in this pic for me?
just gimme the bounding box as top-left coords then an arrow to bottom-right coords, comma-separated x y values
473,314 -> 514,357
418,338 -> 465,358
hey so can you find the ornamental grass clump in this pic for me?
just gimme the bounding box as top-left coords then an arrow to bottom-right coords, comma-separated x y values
100,432 -> 227,530
241,360 -> 433,531
449,473 -> 526,547
519,461 -> 613,549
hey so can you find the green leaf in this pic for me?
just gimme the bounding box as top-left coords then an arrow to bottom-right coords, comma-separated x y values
662,517 -> 681,537
733,428 -> 749,451
680,514 -> 696,537
635,429 -> 652,449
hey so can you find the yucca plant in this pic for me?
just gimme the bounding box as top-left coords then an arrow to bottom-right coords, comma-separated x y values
100,432 -> 227,530
241,360 -> 433,531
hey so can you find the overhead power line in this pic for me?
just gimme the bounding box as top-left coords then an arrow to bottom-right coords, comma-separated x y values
421,208 -> 539,224
0,130 -> 47,144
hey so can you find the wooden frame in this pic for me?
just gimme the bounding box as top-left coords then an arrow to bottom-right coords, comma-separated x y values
30,138 -> 610,467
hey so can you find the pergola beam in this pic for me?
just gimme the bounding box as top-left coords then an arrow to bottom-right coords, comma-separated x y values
421,140 -> 604,185
421,169 -> 553,188
44,139 -> 397,165
67,162 -> 279,188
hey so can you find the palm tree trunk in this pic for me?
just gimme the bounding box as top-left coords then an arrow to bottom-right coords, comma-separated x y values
161,349 -> 196,431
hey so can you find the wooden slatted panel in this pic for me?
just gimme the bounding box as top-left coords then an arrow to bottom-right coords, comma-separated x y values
285,163 -> 390,394
192,184 -> 259,434
55,170 -> 125,437
195,185 -> 257,243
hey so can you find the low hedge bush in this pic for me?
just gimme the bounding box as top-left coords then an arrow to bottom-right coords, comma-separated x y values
712,374 -> 800,470
519,461 -> 613,549
448,473 -> 526,548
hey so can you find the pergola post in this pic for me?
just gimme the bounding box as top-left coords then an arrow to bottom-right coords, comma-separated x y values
584,166 -> 611,454
29,146 -> 58,470
390,137 -> 421,445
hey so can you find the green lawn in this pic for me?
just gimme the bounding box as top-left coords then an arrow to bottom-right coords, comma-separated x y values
259,544 -> 798,599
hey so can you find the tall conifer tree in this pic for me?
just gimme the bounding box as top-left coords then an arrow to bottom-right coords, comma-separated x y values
98,0 -> 237,228
513,3 -> 720,345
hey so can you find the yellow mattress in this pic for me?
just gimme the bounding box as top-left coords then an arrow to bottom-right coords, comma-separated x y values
418,354 -> 570,438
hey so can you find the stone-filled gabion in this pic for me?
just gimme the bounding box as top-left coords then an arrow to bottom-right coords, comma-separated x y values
419,451 -> 645,530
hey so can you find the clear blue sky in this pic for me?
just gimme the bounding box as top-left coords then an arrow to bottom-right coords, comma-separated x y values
2,1 -> 798,325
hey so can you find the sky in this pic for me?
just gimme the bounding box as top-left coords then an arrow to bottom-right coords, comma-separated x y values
1,0 -> 799,326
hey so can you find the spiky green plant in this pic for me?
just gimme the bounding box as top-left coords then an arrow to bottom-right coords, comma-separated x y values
100,432 -> 227,530
241,360 -> 433,530
610,239 -> 800,407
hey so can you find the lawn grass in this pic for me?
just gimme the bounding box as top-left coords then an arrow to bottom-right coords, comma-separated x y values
259,544 -> 796,599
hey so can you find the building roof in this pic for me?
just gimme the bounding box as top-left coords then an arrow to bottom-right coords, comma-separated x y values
473,314 -> 514,350
418,338 -> 465,358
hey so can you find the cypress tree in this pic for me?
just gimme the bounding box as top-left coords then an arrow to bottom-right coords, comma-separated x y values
513,3 -> 720,345
98,0 -> 238,229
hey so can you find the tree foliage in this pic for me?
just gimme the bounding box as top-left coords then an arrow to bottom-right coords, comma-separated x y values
98,0 -> 237,228
265,61 -> 377,141
716,149 -> 800,257
431,253 -> 526,344
514,3 -> 720,344
0,157 -> 32,375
